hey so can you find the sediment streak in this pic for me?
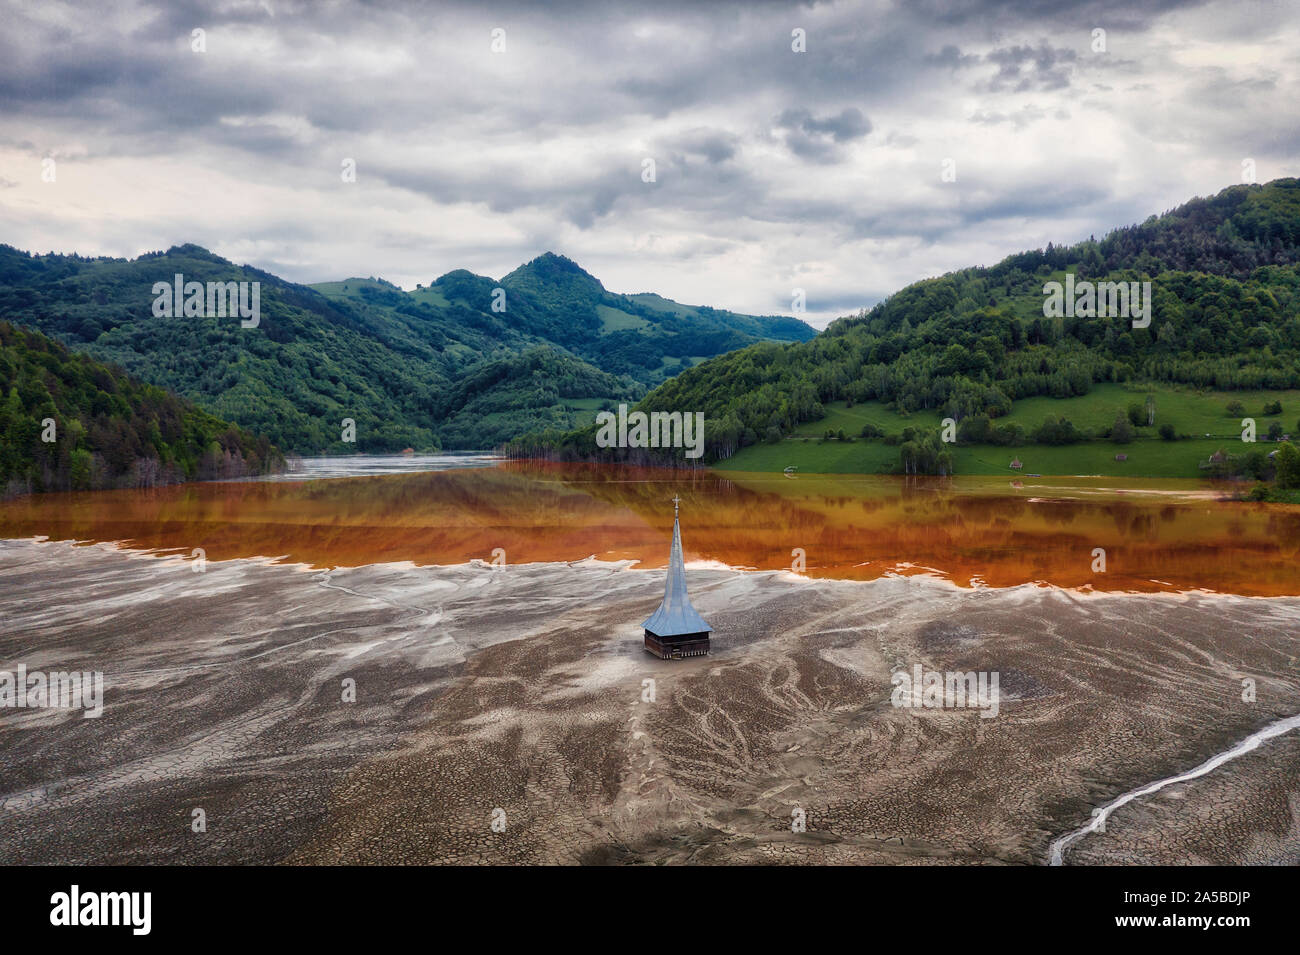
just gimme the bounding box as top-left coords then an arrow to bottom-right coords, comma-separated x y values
1049,712 -> 1300,865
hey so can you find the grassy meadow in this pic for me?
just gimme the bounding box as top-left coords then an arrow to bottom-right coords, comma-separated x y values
726,383 -> 1299,476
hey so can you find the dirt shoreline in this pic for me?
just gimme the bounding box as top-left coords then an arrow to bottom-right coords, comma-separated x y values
1,537 -> 1298,865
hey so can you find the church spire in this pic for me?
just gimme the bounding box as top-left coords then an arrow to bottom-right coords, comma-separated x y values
642,496 -> 712,659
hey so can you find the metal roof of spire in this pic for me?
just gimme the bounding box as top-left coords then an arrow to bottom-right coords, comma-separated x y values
642,496 -> 712,637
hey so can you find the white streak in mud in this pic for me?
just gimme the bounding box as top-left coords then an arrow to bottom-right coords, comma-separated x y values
1049,712 -> 1300,865
313,567 -> 440,623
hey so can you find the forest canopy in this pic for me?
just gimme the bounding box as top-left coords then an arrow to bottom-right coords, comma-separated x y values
0,320 -> 281,495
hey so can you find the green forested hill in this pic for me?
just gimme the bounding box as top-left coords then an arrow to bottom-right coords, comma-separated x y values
0,245 -> 446,453
0,320 -> 280,495
314,251 -> 813,388
521,179 -> 1300,481
435,346 -> 629,448
0,246 -> 811,453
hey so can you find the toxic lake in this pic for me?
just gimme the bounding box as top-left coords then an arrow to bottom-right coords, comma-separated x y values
1,459 -> 1296,596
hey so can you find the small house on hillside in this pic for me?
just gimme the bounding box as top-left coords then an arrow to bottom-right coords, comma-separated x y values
1009,458 -> 1023,470
1115,453 -> 1128,462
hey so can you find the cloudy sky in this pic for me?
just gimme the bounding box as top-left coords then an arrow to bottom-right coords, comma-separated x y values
2,0 -> 1297,327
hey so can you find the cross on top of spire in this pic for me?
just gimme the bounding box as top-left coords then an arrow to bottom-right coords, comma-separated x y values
672,494 -> 681,516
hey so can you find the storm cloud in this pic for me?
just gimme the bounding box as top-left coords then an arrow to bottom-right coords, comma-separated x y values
0,0 -> 1296,326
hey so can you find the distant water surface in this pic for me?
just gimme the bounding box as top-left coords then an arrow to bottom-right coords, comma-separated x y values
1,461 -> 1297,595
246,452 -> 502,481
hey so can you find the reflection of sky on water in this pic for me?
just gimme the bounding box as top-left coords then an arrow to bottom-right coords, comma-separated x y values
235,453 -> 503,482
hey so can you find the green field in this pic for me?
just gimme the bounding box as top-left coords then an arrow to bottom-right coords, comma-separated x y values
954,438 -> 1234,477
595,304 -> 649,333
729,434 -> 1271,478
721,437 -> 901,473
999,384 -> 1300,437
791,402 -> 944,436
408,285 -> 452,308
795,384 -> 1300,440
732,383 -> 1298,476
563,396 -> 615,429
627,292 -> 689,315
725,436 -> 1258,477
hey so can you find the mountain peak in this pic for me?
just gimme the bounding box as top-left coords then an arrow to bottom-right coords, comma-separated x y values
501,252 -> 605,295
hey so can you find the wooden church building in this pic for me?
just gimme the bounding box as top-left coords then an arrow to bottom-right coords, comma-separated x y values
643,497 -> 712,659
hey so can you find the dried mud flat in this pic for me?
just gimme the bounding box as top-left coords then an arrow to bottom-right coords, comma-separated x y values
1,537 -> 1298,865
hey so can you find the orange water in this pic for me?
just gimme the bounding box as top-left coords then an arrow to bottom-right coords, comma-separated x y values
1,462 -> 1296,595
